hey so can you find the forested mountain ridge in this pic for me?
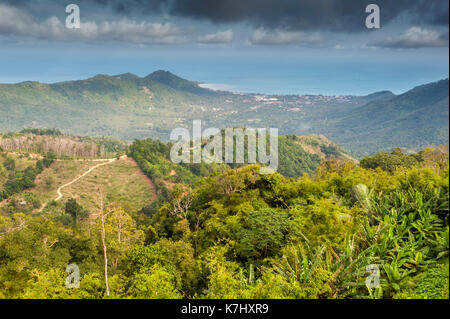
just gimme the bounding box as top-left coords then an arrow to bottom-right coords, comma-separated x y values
126,133 -> 356,215
0,71 -> 218,140
0,72 -> 447,156
322,79 -> 449,156
144,70 -> 217,95
361,90 -> 396,102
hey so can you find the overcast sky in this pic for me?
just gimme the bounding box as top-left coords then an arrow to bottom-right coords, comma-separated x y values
0,0 -> 448,94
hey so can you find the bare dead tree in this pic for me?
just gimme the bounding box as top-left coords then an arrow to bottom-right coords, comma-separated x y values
169,191 -> 193,220
193,211 -> 201,233
0,218 -> 26,238
42,234 -> 59,252
216,173 -> 245,198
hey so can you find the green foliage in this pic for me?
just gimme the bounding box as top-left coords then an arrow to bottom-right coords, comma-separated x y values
291,198 -> 360,249
324,79 -> 449,156
237,209 -> 294,260
43,151 -> 56,168
128,138 -> 197,205
277,136 -> 322,177
360,148 -> 423,172
3,157 -> 15,171
23,268 -> 104,299
0,146 -> 448,299
20,128 -> 62,136
127,264 -> 181,299
122,239 -> 195,297
0,157 -> 45,200
415,263 -> 449,299
65,199 -> 87,225
1,73 -> 447,156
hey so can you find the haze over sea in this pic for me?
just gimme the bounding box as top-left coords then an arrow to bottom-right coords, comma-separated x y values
0,44 -> 448,96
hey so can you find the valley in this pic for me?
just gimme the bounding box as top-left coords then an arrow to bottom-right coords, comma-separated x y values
0,149 -> 156,216
1,71 -> 447,157
0,72 -> 448,300
0,0 -> 448,303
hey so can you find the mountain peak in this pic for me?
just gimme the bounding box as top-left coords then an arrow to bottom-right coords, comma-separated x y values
364,90 -> 395,99
91,74 -> 110,79
145,70 -> 215,95
114,73 -> 141,80
395,78 -> 449,105
145,70 -> 181,81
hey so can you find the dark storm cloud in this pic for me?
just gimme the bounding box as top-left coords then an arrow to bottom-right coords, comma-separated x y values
2,0 -> 448,32
412,1 -> 449,26
92,0 -> 167,15
0,1 -> 189,44
1,0 -> 448,47
89,0 -> 449,32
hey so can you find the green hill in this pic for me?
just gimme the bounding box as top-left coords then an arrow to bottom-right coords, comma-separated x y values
0,71 -> 219,141
277,134 -> 356,177
145,70 -> 214,95
324,79 -> 449,156
0,72 -> 447,157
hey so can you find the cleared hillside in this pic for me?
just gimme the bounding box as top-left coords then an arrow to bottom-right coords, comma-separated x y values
0,154 -> 156,215
0,130 -> 127,158
57,156 -> 156,212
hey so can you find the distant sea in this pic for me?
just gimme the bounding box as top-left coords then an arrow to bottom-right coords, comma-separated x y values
0,44 -> 448,96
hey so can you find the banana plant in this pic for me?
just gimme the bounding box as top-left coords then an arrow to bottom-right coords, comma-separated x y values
382,256 -> 414,294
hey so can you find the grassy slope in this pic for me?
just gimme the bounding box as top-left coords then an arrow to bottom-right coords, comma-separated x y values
59,156 -> 155,212
0,154 -> 156,214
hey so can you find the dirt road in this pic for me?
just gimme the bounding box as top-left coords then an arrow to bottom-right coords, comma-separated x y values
54,158 -> 116,202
